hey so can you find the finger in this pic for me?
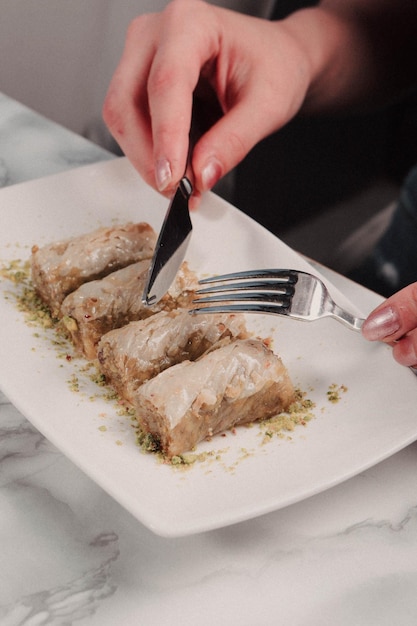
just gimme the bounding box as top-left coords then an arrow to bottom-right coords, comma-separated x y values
147,54 -> 195,193
103,14 -> 158,189
147,4 -> 221,193
392,331 -> 417,368
189,189 -> 202,212
362,283 -> 417,342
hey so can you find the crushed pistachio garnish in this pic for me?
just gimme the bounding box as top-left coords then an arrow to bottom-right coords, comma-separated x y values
62,315 -> 78,332
68,374 -> 80,393
1,258 -> 56,329
327,383 -> 348,404
0,259 -> 30,283
259,388 -> 315,444
169,448 -> 231,468
90,372 -> 107,387
135,429 -> 162,454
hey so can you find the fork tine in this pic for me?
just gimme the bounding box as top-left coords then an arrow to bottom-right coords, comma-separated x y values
191,303 -> 290,316
198,269 -> 298,284
192,268 -> 365,331
194,291 -> 291,305
196,280 -> 294,295
193,269 -> 295,316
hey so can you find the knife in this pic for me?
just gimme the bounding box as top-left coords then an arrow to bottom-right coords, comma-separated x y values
142,87 -> 223,306
142,176 -> 193,307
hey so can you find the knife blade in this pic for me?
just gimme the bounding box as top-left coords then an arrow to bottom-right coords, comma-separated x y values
142,176 -> 193,307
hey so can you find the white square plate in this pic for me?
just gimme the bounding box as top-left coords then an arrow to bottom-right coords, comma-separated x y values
1,158 -> 417,537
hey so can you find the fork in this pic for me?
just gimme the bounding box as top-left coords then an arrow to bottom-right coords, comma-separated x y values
191,269 -> 364,331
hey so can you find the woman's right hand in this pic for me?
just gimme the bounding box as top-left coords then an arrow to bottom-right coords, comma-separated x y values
102,0 -> 315,207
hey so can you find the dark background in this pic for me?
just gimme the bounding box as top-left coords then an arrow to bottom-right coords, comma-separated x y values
232,0 -> 417,239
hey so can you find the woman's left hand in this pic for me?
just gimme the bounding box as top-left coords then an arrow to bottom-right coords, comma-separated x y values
362,282 -> 417,367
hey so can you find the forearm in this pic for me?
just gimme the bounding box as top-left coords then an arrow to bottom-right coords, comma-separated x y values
284,1 -> 417,113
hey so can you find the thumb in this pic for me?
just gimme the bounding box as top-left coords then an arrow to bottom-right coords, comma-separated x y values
362,283 -> 417,342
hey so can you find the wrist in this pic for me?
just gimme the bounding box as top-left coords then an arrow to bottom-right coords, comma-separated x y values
282,7 -> 370,112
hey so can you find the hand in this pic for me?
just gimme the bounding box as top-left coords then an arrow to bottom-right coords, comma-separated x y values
362,283 -> 417,367
102,0 -> 314,207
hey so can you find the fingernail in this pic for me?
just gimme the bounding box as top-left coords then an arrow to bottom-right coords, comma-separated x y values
155,158 -> 172,191
362,306 -> 400,341
201,158 -> 222,191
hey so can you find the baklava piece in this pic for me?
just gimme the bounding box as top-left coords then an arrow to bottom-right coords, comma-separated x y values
61,262 -> 199,359
31,222 -> 156,317
97,308 -> 249,402
133,338 -> 295,458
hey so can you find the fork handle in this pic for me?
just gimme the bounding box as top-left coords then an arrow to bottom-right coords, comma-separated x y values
331,304 -> 364,331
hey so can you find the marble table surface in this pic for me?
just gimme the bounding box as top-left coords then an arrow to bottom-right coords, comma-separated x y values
2,91 -> 417,626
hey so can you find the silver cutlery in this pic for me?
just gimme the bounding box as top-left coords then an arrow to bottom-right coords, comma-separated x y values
142,176 -> 193,307
142,93 -> 223,307
191,268 -> 364,331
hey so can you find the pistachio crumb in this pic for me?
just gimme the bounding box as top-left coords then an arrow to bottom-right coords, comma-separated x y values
327,383 -> 348,404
